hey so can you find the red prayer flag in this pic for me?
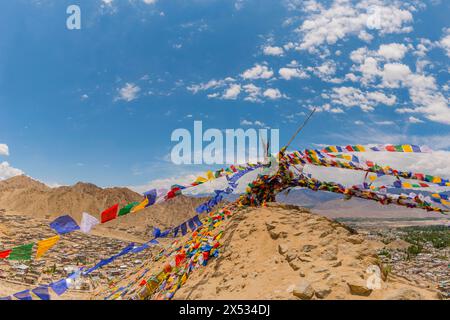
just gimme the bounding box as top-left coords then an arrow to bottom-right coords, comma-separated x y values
385,145 -> 396,152
0,250 -> 12,259
101,204 -> 119,223
139,279 -> 147,287
345,145 -> 354,152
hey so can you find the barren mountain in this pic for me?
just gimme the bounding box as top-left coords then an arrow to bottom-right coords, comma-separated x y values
0,175 -> 207,241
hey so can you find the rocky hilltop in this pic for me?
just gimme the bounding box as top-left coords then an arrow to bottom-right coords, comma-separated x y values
173,203 -> 440,300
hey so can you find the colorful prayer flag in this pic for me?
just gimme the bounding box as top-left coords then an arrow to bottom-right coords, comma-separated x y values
50,215 -> 80,235
32,286 -> 50,300
8,243 -> 34,261
36,235 -> 60,259
13,289 -> 32,300
101,204 -> 119,223
118,202 -> 139,216
80,212 -> 99,233
0,249 -> 11,259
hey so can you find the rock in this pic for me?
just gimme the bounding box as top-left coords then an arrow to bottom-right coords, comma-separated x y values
330,260 -> 342,267
302,244 -> 317,252
315,284 -> 332,299
298,255 -> 313,263
285,252 -> 297,262
321,247 -> 338,261
278,244 -> 289,255
346,235 -> 364,244
384,288 -> 423,300
313,267 -> 329,273
269,230 -> 280,240
289,260 -> 301,271
265,222 -> 276,231
346,278 -> 373,296
292,280 -> 315,300
299,270 -> 305,277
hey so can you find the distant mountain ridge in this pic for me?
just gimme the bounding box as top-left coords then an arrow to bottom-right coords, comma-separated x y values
0,175 -> 208,241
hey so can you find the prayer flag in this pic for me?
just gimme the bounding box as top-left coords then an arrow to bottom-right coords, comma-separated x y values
101,204 -> 119,223
188,219 -> 196,231
144,189 -> 157,207
50,279 -> 69,296
192,215 -> 203,227
180,222 -> 188,236
118,202 -> 139,216
36,235 -> 60,259
80,212 -> 99,233
0,249 -> 11,259
32,286 -> 50,300
8,243 -> 34,261
131,198 -> 149,213
50,215 -> 80,234
13,290 -> 32,300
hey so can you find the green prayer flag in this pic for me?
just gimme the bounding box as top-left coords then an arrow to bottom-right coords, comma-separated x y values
118,202 -> 139,216
8,243 -> 34,261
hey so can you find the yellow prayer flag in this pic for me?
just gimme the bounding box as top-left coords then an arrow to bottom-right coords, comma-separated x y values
432,176 -> 442,184
36,235 -> 60,259
131,198 -> 149,213
195,176 -> 208,184
369,175 -> 377,181
402,144 -> 413,153
206,170 -> 214,180
356,145 -> 366,152
403,182 -> 412,189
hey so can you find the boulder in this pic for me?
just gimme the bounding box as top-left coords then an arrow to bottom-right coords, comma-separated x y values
315,284 -> 332,299
292,280 -> 315,300
346,278 -> 373,296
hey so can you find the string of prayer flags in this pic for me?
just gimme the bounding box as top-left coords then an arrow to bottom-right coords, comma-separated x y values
36,235 -> 60,259
118,202 -> 139,216
50,215 -> 80,235
32,286 -> 51,300
80,212 -> 100,233
8,243 -> 34,261
101,204 -> 119,223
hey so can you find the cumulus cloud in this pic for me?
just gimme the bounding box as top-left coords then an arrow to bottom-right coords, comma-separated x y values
330,86 -> 396,112
279,67 -> 309,80
241,64 -> 274,80
263,46 -> 284,56
116,83 -> 141,102
296,0 -> 413,52
350,45 -> 450,124
408,116 -> 424,124
377,43 -> 408,60
263,88 -> 283,100
222,84 -> 241,100
0,162 -> 24,180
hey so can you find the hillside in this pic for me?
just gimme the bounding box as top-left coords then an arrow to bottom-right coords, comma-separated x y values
164,204 -> 439,300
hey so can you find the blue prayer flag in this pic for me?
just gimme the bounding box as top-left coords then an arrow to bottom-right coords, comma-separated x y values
13,290 -> 32,300
180,222 -> 188,236
50,279 -> 69,296
32,286 -> 50,300
50,215 -> 80,235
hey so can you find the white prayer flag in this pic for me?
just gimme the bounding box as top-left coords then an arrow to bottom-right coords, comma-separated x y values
80,212 -> 99,234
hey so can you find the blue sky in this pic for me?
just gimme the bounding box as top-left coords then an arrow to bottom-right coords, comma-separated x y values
0,0 -> 449,191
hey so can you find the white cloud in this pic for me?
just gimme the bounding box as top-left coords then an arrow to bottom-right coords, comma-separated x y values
279,67 -> 309,80
377,43 -> 408,60
142,0 -> 157,4
187,78 -> 235,94
439,28 -> 450,57
263,46 -> 284,56
0,144 -> 9,156
374,120 -> 395,125
243,84 -> 262,102
116,83 -> 141,102
330,86 -> 396,112
241,64 -> 274,80
222,84 -> 241,100
350,47 -> 450,124
263,88 -> 283,100
296,0 -> 413,52
408,116 -> 424,124
240,119 -> 265,127
0,162 -> 24,180
313,103 -> 344,114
